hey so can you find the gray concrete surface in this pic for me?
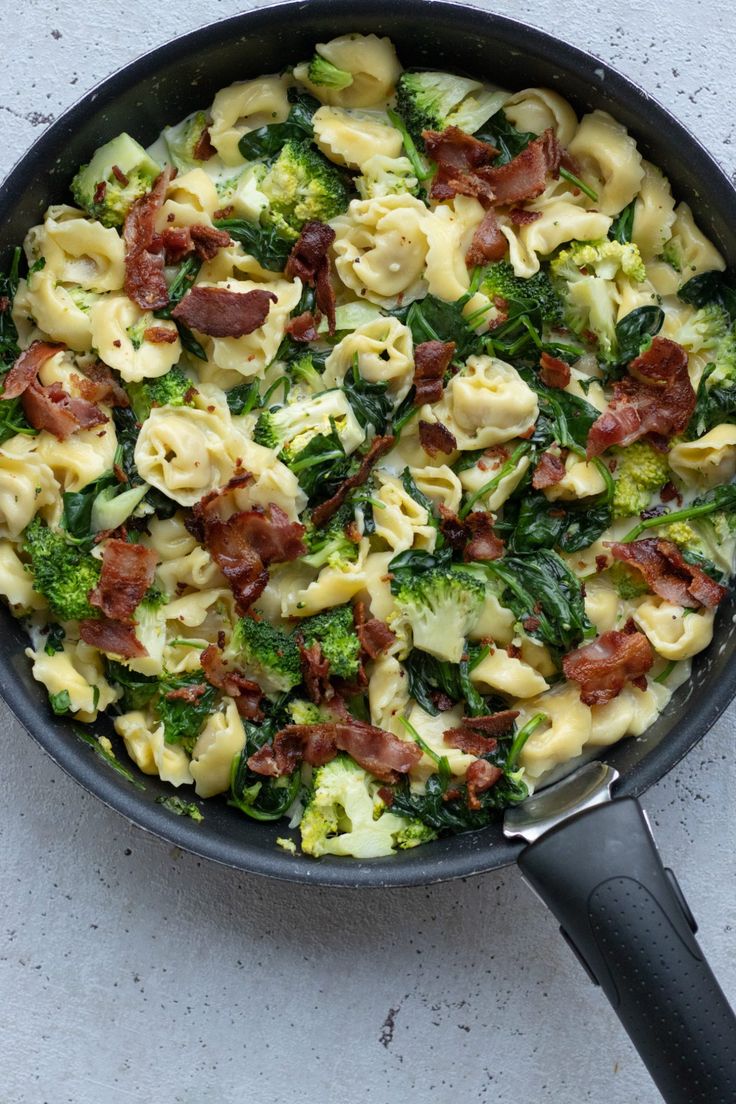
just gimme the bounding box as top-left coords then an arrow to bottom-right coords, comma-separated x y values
1,2 -> 735,1101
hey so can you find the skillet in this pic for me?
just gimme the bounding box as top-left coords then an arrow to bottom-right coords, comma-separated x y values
1,2 -> 735,1096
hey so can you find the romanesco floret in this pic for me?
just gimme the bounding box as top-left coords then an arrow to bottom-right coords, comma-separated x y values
162,111 -> 211,172
23,517 -> 100,621
297,604 -> 361,679
299,755 -> 416,858
394,568 -> 485,664
664,520 -> 702,547
356,154 -> 419,200
479,261 -> 563,324
252,390 -> 365,458
676,304 -> 730,355
260,140 -> 350,238
302,504 -> 360,570
127,367 -> 195,422
612,442 -> 670,518
306,55 -> 354,90
71,133 -> 161,228
396,71 -> 502,143
227,616 -> 301,695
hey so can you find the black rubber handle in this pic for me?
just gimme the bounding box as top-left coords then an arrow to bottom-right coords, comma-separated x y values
518,797 -> 736,1103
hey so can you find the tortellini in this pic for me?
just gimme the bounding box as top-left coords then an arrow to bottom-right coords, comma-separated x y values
516,683 -> 592,784
666,202 -> 726,279
155,169 -> 222,229
313,107 -> 402,170
114,711 -> 193,787
635,599 -> 715,660
458,450 -> 531,512
424,197 -> 485,301
434,355 -> 538,449
36,417 -> 118,492
89,294 -> 180,382
27,642 -> 119,722
502,198 -> 611,278
294,34 -> 401,108
668,426 -> 736,489
567,110 -> 644,216
0,541 -> 46,611
368,655 -> 410,737
190,699 -> 246,798
544,456 -> 607,501
0,436 -> 58,539
503,87 -> 578,146
209,76 -> 290,165
372,472 -> 437,552
13,270 -> 94,352
323,316 -> 414,398
332,194 -> 431,308
200,278 -> 302,379
632,161 -> 677,261
26,205 -> 125,291
470,647 -> 549,698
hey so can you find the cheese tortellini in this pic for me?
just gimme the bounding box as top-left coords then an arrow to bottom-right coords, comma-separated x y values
434,355 -> 538,449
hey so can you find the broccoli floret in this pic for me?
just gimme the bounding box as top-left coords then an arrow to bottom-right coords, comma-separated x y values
253,389 -> 365,458
660,239 -> 682,273
162,111 -> 211,172
260,139 -> 350,239
299,755 -> 415,858
23,518 -> 100,621
707,325 -> 736,386
677,304 -> 730,355
606,561 -> 650,600
612,442 -> 670,518
297,604 -> 361,679
396,71 -> 502,143
226,616 -> 301,696
288,350 -> 325,395
301,504 -> 360,569
393,819 -> 439,849
127,588 -> 168,675
479,260 -> 563,325
71,133 -> 161,228
66,287 -> 101,314
127,367 -> 195,422
394,568 -> 485,664
287,699 -> 325,725
551,239 -> 648,360
215,164 -> 269,222
307,55 -> 354,90
355,154 -> 419,200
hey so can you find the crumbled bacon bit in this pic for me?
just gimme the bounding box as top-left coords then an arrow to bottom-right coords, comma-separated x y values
660,481 -> 682,504
413,340 -> 455,406
89,539 -> 158,622
444,710 -> 518,757
539,351 -> 571,389
423,126 -> 499,205
532,450 -> 566,490
247,720 -> 422,783
2,341 -> 64,399
286,310 -> 320,343
74,362 -> 129,408
438,506 -> 504,562
298,639 -> 333,704
595,554 -> 609,573
479,128 -> 563,205
172,286 -> 276,338
93,180 -> 107,205
285,221 -> 337,334
143,325 -> 178,344
354,601 -> 396,660
465,208 -> 507,265
111,164 -> 129,186
22,382 -> 108,440
418,420 -> 457,456
465,759 -> 504,810
123,167 -> 174,311
509,207 -> 542,225
563,628 -> 654,706
192,126 -> 217,162
200,643 -> 264,719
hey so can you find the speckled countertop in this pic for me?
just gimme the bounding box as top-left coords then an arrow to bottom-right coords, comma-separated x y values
1,2 -> 735,1101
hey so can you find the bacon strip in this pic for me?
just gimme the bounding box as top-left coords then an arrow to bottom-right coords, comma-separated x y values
158,223 -> 231,265
79,617 -> 147,659
200,643 -> 264,720
413,340 -> 455,406
465,759 -> 504,810
423,126 -> 499,204
311,435 -> 396,528
285,220 -> 337,335
247,720 -> 422,783
286,311 -> 320,343
539,351 -> 571,389
443,710 -> 519,757
354,601 -> 396,660
2,341 -> 63,399
586,338 -> 695,458
509,207 -> 542,225
563,628 -> 654,706
418,420 -> 457,456
532,450 -> 566,490
172,286 -> 276,338
123,166 -> 174,311
89,539 -> 157,622
478,128 -> 562,205
22,383 -> 108,440
298,639 -> 333,705
74,362 -> 129,407
609,538 -> 726,609
193,127 -> 216,162
465,208 -> 507,266
438,507 -> 504,562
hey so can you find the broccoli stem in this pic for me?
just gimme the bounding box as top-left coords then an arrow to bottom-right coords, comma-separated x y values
459,441 -> 532,519
591,457 -> 616,504
386,108 -> 432,181
506,712 -> 548,768
559,166 -> 599,203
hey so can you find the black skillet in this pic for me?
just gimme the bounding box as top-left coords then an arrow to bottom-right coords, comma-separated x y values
0,3 -> 735,1098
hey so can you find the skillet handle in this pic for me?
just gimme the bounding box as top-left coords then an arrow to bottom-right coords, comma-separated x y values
518,797 -> 736,1103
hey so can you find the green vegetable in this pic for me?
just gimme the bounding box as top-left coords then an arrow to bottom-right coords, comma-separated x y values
615,305 -> 666,365
527,377 -> 600,455
393,567 -> 485,664
459,442 -> 533,519
484,550 -> 594,654
229,708 -> 302,822
402,647 -> 490,717
162,111 -> 211,172
342,363 -> 393,436
74,727 -> 145,789
260,139 -> 350,239
385,107 -> 432,182
155,795 -> 204,822
23,518 -> 101,621
474,109 -> 535,165
675,303 -> 730,356
226,616 -> 301,696
678,269 -> 736,320
297,604 -> 361,679
253,389 -> 364,464
238,90 -> 320,161
307,54 -> 354,89
44,624 -> 66,656
301,504 -> 361,570
395,71 -> 505,144
71,132 -> 161,227
612,441 -> 670,518
213,216 -> 293,271
394,293 -> 484,362
49,690 -> 72,715
559,166 -> 598,203
506,493 -> 612,555
127,366 -> 195,422
154,255 -> 202,320
478,260 -> 563,326
622,483 -> 736,542
106,660 -> 159,711
156,669 -> 218,753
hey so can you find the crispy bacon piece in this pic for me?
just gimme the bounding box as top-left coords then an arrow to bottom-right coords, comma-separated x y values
413,340 -> 455,406
438,507 -> 504,562
2,341 -> 63,398
79,617 -> 147,659
190,223 -> 232,260
143,325 -> 179,345
609,538 -> 726,609
465,759 -> 504,809
423,126 -> 499,204
172,286 -> 276,338
285,220 -> 337,335
286,310 -> 320,343
479,128 -> 562,205
75,362 -> 129,407
563,628 -> 654,706
248,720 -> 423,783
200,643 -> 264,719
354,600 -> 396,660
111,164 -> 129,186
89,539 -> 157,622
509,207 -> 542,225
532,450 -> 566,490
444,710 -> 519,757
586,338 -> 694,458
165,683 -> 208,702
22,383 -> 108,440
298,639 -> 333,704
158,225 -> 192,265
539,351 -> 571,389
158,224 -> 232,265
123,166 -> 174,311
311,435 -> 396,528
193,127 -> 216,162
418,420 -> 457,456
465,208 -> 507,266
